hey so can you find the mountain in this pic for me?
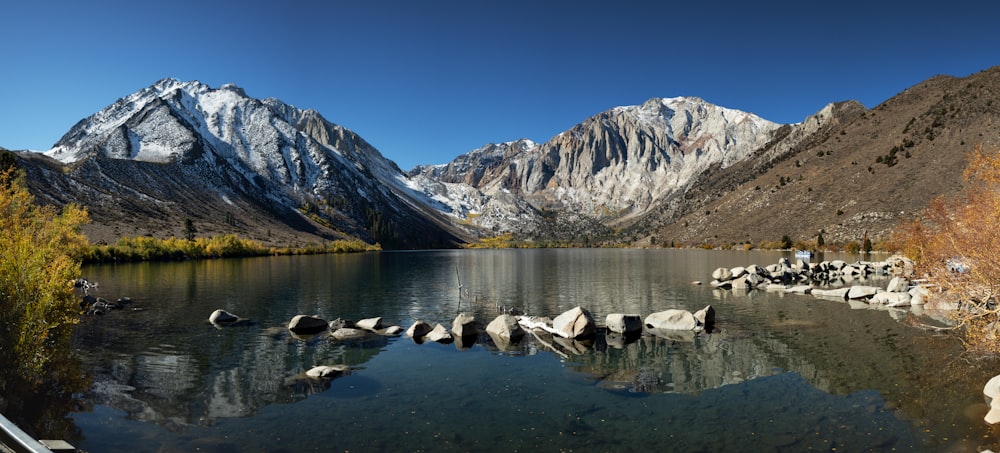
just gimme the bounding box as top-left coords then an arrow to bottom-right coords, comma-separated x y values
24,79 -> 467,249
409,97 -> 782,240
635,68 -> 1000,247
9,68 -> 1000,250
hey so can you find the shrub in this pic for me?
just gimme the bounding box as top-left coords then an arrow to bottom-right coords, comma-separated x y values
0,167 -> 89,380
890,145 -> 1000,355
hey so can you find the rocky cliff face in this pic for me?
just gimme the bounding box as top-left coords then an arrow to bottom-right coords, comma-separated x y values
410,97 -> 781,238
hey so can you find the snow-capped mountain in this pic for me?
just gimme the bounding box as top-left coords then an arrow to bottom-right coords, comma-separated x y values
40,78 -> 466,248
34,80 -> 788,244
409,97 -> 782,236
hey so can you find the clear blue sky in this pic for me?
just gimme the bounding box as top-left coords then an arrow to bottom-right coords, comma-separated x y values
2,1 -> 998,170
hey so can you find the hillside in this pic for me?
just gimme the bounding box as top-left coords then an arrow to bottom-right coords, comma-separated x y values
640,68 -> 1000,247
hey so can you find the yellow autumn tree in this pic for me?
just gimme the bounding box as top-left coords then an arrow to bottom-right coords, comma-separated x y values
0,165 -> 90,381
891,144 -> 1000,355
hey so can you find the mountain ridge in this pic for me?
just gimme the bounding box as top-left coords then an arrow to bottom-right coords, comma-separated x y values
8,68 -> 1000,249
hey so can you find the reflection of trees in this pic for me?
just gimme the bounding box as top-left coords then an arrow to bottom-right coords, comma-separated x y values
0,324 -> 91,445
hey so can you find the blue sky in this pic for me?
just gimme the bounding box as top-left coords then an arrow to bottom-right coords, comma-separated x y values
2,1 -> 998,170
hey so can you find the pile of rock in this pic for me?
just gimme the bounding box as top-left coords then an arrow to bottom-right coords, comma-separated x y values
709,255 -> 926,308
285,313 -> 404,339
205,303 -> 720,391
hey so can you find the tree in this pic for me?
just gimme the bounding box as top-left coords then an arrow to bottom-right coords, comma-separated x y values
779,235 -> 792,250
890,145 -> 1000,355
817,232 -> 825,248
0,167 -> 89,380
184,218 -> 197,241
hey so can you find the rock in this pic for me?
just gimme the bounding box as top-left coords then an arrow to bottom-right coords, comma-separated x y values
710,279 -> 731,289
356,316 -> 383,331
551,306 -> 596,339
693,305 -> 715,329
328,318 -> 356,330
305,365 -> 349,379
288,315 -> 329,335
986,401 -> 1000,425
986,375 -> 1000,424
208,309 -> 239,325
452,313 -> 478,337
605,314 -> 642,334
847,286 -> 880,300
886,277 -> 909,293
644,309 -> 697,331
786,285 -> 813,294
486,314 -> 525,340
984,375 -> 1000,401
829,260 -> 847,270
745,273 -> 766,287
731,277 -> 751,290
712,267 -> 733,281
406,320 -> 433,339
425,324 -> 453,343
80,294 -> 97,309
730,266 -> 747,279
871,292 -> 911,307
909,285 -> 930,305
812,287 -> 851,300
330,327 -> 371,341
380,325 -> 404,336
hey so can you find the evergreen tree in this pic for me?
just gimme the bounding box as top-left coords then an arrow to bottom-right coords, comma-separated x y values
184,218 -> 197,241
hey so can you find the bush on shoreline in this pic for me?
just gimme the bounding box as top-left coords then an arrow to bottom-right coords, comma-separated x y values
0,167 -> 89,380
83,235 -> 379,263
890,144 -> 1000,356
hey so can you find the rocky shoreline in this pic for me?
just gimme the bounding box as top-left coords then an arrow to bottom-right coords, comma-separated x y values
707,254 -> 930,309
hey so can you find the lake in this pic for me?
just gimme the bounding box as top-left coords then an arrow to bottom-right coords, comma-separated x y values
60,249 -> 1000,451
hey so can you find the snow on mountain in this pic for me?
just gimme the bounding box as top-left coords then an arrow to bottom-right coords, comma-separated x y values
412,97 -> 783,235
43,79 -> 464,248
37,78 -> 788,244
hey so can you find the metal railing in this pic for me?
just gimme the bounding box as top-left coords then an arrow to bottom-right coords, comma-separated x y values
0,413 -> 54,453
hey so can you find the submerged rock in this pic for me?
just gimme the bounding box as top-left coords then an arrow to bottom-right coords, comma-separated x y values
306,365 -> 349,379
209,309 -> 240,326
330,327 -> 372,341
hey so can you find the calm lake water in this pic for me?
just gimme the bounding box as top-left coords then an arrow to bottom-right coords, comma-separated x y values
64,249 -> 1000,452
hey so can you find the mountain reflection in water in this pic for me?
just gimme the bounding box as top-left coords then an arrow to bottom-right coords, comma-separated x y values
65,249 -> 1000,452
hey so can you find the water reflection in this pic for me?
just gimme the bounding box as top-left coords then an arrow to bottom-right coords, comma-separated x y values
0,317 -> 91,445
68,250 -> 1000,451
